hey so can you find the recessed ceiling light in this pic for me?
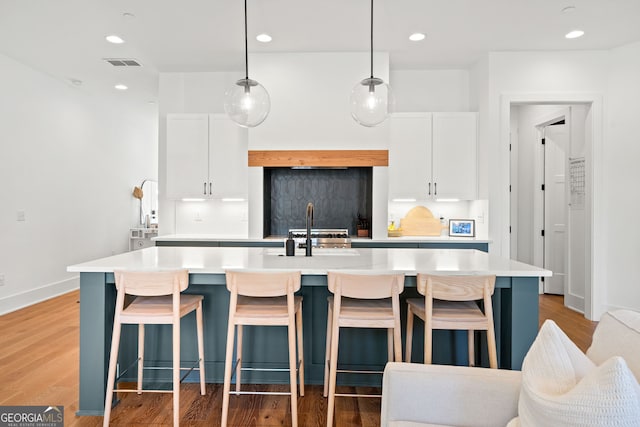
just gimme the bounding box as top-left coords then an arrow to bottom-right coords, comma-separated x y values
114,84 -> 128,91
565,30 -> 585,39
409,33 -> 426,41
561,6 -> 576,13
105,35 -> 124,44
256,33 -> 272,43
70,78 -> 83,86
122,12 -> 136,20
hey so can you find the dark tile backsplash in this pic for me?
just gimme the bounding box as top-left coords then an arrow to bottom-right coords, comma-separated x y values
264,167 -> 373,237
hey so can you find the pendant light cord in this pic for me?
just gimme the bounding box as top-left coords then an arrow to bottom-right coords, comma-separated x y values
244,0 -> 249,80
370,0 -> 374,79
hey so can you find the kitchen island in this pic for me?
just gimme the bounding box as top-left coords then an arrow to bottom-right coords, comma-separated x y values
68,246 -> 549,416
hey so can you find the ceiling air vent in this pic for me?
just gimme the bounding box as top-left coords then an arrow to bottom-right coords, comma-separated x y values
103,58 -> 142,67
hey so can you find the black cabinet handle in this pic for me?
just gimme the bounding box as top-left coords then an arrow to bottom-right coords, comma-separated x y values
428,182 -> 431,196
209,182 -> 212,195
203,182 -> 207,195
434,182 -> 437,196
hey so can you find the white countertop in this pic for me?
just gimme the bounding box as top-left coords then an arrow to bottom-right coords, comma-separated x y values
153,234 -> 491,243
68,246 -> 549,277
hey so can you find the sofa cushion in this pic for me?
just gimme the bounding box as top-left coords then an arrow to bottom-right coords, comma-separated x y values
511,319 -> 640,427
587,309 -> 640,381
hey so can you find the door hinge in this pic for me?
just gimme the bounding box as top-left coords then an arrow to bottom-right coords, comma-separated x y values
509,226 -> 512,234
541,138 -> 546,145
541,229 -> 545,237
541,277 -> 545,282
509,143 -> 512,151
509,185 -> 512,192
541,184 -> 545,191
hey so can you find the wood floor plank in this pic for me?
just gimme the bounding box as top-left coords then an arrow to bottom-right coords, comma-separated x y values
0,290 -> 598,426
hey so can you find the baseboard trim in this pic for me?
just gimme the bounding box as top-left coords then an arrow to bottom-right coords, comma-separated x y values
0,276 -> 79,315
604,302 -> 640,314
565,293 -> 585,314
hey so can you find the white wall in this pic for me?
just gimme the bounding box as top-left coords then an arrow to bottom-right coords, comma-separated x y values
604,40 -> 640,312
485,50 -> 609,260
473,48 -> 640,318
391,69 -> 470,112
249,52 -> 389,150
0,53 -> 158,314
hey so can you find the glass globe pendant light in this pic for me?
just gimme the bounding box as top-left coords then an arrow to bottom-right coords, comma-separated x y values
224,0 -> 270,128
350,0 -> 394,127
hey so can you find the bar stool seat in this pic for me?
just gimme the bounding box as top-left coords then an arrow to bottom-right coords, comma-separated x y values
221,269 -> 304,427
234,295 -> 302,323
103,269 -> 205,427
118,294 -> 203,322
405,274 -> 497,368
324,270 -> 405,427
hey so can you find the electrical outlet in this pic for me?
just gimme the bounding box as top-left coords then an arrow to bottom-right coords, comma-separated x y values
194,211 -> 203,222
0,274 -> 5,286
16,210 -> 25,222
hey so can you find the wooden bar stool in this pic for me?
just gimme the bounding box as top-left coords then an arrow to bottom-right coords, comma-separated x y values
103,269 -> 205,427
221,270 -> 304,427
324,270 -> 404,427
405,274 -> 497,368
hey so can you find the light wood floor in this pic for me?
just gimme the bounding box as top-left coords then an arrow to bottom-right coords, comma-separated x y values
0,291 -> 597,426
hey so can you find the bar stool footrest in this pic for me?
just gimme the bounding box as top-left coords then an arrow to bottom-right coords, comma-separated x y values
115,358 -> 203,384
335,392 -> 381,398
230,390 -> 293,396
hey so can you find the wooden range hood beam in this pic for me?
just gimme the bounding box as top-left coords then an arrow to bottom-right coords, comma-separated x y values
248,150 -> 388,167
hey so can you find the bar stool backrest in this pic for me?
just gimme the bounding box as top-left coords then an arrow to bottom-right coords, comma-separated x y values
417,274 -> 496,301
327,271 -> 405,299
114,269 -> 189,297
225,270 -> 301,297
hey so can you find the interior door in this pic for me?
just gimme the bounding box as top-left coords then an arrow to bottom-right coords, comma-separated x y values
543,123 -> 569,295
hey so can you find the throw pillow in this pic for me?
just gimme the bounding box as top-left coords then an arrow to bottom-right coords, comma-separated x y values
587,309 -> 640,382
509,319 -> 640,427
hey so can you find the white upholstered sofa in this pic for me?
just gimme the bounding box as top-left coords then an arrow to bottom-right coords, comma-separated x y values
381,310 -> 640,427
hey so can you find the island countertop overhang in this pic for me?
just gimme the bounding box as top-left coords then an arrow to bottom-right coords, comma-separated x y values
68,246 -> 551,278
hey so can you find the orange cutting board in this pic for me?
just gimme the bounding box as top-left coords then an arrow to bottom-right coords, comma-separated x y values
399,206 -> 446,236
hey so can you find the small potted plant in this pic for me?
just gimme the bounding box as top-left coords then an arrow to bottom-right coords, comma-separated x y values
356,214 -> 370,237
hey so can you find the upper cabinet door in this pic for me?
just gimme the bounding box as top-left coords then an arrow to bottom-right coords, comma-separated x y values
166,114 -> 209,199
388,113 -> 432,200
208,114 -> 248,198
431,113 -> 477,200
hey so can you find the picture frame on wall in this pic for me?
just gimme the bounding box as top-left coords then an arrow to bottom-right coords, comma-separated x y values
449,219 -> 475,237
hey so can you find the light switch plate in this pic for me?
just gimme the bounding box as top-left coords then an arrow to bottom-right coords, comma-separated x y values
16,210 -> 25,221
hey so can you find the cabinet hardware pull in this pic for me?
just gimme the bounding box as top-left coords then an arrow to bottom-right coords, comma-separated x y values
434,182 -> 437,196
209,182 -> 212,195
203,182 -> 207,195
428,182 -> 431,196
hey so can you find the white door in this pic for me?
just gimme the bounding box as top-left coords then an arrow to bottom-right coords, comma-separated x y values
543,123 -> 569,295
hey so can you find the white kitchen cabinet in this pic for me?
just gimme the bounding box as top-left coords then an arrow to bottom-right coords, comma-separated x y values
389,112 -> 477,200
389,113 -> 432,200
166,113 -> 248,199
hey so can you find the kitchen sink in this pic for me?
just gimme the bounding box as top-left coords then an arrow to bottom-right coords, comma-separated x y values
265,248 -> 360,256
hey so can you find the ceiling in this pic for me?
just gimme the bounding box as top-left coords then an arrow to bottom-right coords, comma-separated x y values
1,0 -> 639,104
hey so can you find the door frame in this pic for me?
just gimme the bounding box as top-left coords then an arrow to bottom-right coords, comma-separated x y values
500,93 -> 604,321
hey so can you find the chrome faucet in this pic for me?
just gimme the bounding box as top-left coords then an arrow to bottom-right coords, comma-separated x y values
305,202 -> 314,256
